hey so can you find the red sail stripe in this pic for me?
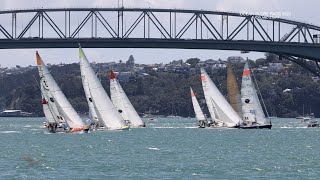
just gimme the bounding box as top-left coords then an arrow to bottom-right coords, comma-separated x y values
110,70 -> 115,80
243,70 -> 250,76
36,51 -> 42,65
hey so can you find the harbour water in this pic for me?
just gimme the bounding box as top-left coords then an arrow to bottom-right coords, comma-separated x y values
0,117 -> 319,179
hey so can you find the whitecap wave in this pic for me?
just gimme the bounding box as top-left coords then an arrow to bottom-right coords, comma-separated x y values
0,131 -> 21,134
280,126 -> 307,129
151,126 -> 197,129
254,168 -> 263,171
279,126 -> 292,128
151,127 -> 179,129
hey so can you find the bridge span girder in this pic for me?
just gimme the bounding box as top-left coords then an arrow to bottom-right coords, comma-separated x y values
0,38 -> 319,62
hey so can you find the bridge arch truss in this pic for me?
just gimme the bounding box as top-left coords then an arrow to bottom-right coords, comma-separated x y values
0,8 -> 320,75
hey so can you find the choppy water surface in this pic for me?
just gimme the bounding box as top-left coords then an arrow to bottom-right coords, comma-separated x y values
0,117 -> 319,179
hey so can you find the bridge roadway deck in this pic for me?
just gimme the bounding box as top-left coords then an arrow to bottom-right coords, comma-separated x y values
0,38 -> 319,61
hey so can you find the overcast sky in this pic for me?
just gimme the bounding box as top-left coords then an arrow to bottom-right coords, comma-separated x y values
0,0 -> 319,67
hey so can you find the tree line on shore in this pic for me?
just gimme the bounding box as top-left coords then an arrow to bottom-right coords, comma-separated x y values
0,54 -> 319,118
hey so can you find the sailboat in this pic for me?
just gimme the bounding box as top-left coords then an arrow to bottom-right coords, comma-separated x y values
227,64 -> 243,118
239,61 -> 272,129
80,51 -> 103,130
110,70 -> 145,127
296,104 -> 311,122
307,113 -> 319,127
79,46 -> 129,130
190,87 -> 208,128
36,52 -> 89,133
201,68 -> 241,128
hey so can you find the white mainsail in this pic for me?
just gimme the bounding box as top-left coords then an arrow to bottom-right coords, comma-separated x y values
79,47 -> 128,130
190,87 -> 206,121
201,68 -> 241,126
40,85 -> 56,124
38,63 -> 59,124
110,71 -> 129,120
80,53 -> 100,124
241,61 -> 267,125
110,71 -> 145,127
36,52 -> 87,131
38,56 -> 67,125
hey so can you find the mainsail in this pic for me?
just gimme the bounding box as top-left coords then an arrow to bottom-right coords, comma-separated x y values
227,64 -> 243,118
38,64 -> 59,124
79,52 -> 100,125
110,71 -> 145,127
201,68 -> 241,126
241,61 -> 267,125
79,47 -> 128,130
36,52 -> 87,131
190,87 -> 206,121
40,85 -> 56,124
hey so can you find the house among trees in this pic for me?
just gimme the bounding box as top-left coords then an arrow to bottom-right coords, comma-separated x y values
165,59 -> 191,73
268,63 -> 284,72
227,56 -> 245,63
212,59 -> 227,69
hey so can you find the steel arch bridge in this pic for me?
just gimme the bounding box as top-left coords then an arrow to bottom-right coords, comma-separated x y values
0,8 -> 320,75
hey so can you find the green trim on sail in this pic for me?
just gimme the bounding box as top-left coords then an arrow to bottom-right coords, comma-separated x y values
79,47 -> 83,59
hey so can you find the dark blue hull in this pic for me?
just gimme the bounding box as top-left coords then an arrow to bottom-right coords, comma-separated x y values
239,124 -> 272,129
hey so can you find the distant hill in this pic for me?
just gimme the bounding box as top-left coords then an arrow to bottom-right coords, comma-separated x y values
0,57 -> 319,118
